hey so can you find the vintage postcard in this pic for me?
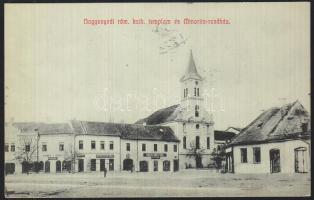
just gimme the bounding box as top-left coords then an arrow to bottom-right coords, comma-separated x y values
4,2 -> 311,198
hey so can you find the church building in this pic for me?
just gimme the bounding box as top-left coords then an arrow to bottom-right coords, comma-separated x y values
136,50 -> 215,169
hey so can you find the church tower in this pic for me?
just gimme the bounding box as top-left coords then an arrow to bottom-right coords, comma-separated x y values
180,50 -> 206,122
178,50 -> 214,169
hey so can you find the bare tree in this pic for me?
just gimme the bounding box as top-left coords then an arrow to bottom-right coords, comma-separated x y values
210,144 -> 227,172
64,144 -> 77,173
185,141 -> 205,168
15,136 -> 38,175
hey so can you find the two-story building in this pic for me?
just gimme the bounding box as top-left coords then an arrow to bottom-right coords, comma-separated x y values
4,120 -> 180,174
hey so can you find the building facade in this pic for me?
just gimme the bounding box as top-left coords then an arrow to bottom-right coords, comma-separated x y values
226,101 -> 311,174
135,51 -> 216,169
4,120 -> 179,174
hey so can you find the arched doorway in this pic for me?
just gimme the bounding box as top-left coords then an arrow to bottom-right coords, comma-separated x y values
295,147 -> 308,173
62,160 -> 71,172
39,161 -> 44,171
123,159 -> 133,171
22,161 -> 29,174
270,149 -> 280,173
56,161 -> 61,173
163,160 -> 170,171
45,161 -> 50,173
139,161 -> 148,172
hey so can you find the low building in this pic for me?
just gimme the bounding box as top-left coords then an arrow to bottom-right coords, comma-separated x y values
225,100 -> 311,174
4,120 -> 179,174
214,130 -> 236,150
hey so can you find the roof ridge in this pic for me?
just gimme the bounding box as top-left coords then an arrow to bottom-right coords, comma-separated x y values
267,101 -> 297,137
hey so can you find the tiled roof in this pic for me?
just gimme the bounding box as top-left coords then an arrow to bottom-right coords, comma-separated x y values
229,100 -> 311,146
13,122 -> 74,134
71,120 -> 180,142
214,130 -> 236,141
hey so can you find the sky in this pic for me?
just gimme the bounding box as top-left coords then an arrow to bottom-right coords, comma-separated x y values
5,3 -> 310,130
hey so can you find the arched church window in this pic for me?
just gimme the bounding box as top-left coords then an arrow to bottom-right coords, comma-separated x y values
183,136 -> 186,149
197,88 -> 199,96
196,136 -> 200,149
196,124 -> 199,129
195,81 -> 198,85
194,88 -> 196,96
195,105 -> 199,117
183,123 -> 186,132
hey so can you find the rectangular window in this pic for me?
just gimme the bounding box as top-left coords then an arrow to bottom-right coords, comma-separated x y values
241,148 -> 247,163
164,144 -> 168,152
100,141 -> 105,150
25,144 -> 30,152
79,140 -> 83,150
11,144 -> 15,152
110,141 -> 114,150
207,137 -> 210,149
126,143 -> 130,151
42,144 -> 47,152
186,88 -> 188,97
174,144 -> 177,152
194,88 -> 196,96
59,143 -> 64,151
253,147 -> 261,163
154,144 -> 157,152
91,141 -> 96,150
5,144 -> 9,152
142,143 -> 146,151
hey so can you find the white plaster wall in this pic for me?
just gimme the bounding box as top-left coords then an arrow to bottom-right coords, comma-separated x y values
75,135 -> 121,172
164,121 -> 214,169
233,140 -> 310,174
120,139 -> 179,172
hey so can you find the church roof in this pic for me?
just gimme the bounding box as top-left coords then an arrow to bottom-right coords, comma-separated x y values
180,50 -> 203,82
135,104 -> 181,125
228,100 -> 311,146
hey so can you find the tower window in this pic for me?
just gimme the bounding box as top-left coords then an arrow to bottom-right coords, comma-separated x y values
183,136 -> 186,149
194,88 -> 196,96
186,88 -> 188,97
207,137 -> 210,149
197,88 -> 199,96
196,124 -> 199,129
195,81 -> 198,85
183,123 -> 186,132
195,105 -> 199,117
196,136 -> 200,149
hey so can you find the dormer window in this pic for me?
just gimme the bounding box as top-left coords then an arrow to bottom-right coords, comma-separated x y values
257,122 -> 263,128
301,122 -> 308,132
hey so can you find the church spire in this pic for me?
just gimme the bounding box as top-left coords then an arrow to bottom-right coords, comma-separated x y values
180,50 -> 203,82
